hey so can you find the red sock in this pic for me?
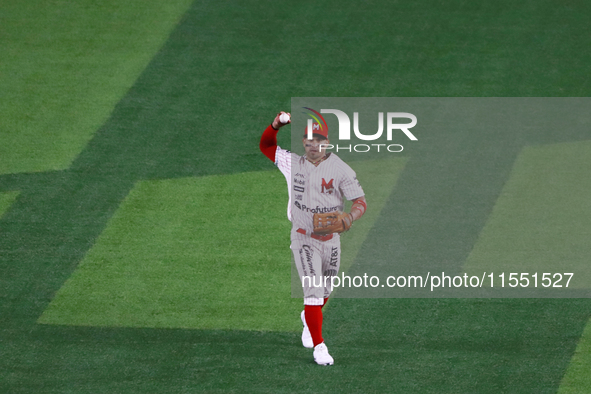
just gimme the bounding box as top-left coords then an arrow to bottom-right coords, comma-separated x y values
322,298 -> 328,308
304,305 -> 323,347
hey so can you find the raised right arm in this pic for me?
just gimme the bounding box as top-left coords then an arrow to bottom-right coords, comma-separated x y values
260,124 -> 279,162
260,111 -> 291,162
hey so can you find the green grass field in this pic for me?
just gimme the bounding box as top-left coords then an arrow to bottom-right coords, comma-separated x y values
1,0 -> 591,392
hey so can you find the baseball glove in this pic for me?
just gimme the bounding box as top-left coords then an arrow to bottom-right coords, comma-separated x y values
313,211 -> 353,235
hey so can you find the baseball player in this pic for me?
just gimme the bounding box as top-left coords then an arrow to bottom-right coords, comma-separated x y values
260,111 -> 367,365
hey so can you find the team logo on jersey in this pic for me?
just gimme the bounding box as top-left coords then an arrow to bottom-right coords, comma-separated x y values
321,178 -> 335,194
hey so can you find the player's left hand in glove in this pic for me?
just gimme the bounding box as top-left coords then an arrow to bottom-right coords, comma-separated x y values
313,211 -> 353,235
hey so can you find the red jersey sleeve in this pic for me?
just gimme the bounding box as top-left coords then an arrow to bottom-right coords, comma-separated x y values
260,124 -> 279,162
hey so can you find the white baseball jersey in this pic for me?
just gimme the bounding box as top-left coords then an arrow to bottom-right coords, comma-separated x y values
274,146 -> 364,235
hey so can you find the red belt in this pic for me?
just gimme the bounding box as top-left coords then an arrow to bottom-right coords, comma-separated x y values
297,228 -> 333,241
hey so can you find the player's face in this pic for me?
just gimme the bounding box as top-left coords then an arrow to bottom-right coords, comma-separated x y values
303,136 -> 329,161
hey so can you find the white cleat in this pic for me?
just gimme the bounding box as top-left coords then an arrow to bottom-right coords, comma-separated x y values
313,342 -> 334,366
301,310 -> 314,348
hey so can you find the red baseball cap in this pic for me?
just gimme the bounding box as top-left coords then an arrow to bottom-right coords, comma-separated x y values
304,122 -> 328,139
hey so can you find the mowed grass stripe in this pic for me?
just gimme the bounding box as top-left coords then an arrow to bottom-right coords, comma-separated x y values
555,144 -> 591,393
461,139 -> 591,391
0,191 -> 19,218
464,140 -> 591,285
0,0 -> 193,175
39,171 -> 302,331
559,319 -> 591,393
